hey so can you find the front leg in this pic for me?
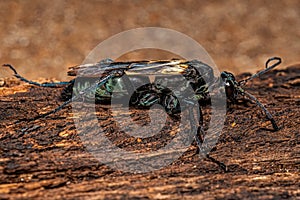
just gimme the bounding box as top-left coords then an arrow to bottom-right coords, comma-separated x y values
243,91 -> 279,131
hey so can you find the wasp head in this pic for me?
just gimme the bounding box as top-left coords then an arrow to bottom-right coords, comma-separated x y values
220,71 -> 243,102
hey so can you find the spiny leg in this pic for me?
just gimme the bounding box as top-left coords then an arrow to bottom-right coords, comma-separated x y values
186,102 -> 203,147
243,91 -> 279,131
3,64 -> 71,87
236,57 -> 281,131
20,71 -> 121,122
186,100 -> 227,172
206,154 -> 227,171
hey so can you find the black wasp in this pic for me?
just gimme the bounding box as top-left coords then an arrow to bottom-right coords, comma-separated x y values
3,57 -> 282,171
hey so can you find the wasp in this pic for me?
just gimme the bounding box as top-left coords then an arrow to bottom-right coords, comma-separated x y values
3,57 -> 281,171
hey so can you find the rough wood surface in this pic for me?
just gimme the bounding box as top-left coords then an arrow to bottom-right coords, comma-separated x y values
0,66 -> 299,199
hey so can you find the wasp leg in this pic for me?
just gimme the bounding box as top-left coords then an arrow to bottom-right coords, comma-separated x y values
244,91 -> 279,131
206,154 -> 227,172
186,100 -> 228,172
185,100 -> 202,146
3,64 -> 71,87
198,126 -> 228,172
22,71 -> 122,121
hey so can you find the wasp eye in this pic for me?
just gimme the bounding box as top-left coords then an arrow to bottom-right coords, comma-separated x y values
221,71 -> 236,82
221,71 -> 229,79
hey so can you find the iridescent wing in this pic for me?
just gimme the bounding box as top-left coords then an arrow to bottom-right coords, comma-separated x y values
67,59 -> 190,77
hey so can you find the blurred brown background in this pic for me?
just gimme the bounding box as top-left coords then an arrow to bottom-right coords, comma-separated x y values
0,0 -> 299,80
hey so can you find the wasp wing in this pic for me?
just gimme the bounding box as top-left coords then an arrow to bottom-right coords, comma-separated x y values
68,59 -> 130,77
67,59 -> 189,77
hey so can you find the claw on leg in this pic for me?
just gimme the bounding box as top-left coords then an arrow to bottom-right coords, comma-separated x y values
206,154 -> 228,172
188,102 -> 228,172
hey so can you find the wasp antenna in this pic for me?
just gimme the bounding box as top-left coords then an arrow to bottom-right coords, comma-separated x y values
249,57 -> 281,80
243,91 -> 279,131
3,64 -> 18,74
266,57 -> 281,69
239,57 -> 282,85
3,63 -> 71,87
